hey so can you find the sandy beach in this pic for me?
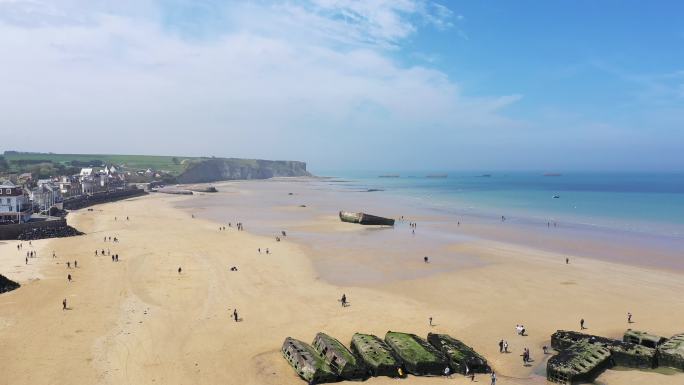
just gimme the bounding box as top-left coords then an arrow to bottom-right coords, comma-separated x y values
1,178 -> 684,385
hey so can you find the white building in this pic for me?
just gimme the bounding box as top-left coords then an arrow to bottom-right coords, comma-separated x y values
31,183 -> 63,213
0,181 -> 31,223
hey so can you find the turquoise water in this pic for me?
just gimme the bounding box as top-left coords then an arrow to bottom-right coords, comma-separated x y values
315,171 -> 684,237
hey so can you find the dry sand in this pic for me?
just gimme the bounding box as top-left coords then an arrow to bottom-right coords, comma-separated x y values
1,181 -> 684,385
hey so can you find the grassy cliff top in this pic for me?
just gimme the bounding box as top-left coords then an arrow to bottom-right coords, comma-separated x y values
2,151 -> 204,175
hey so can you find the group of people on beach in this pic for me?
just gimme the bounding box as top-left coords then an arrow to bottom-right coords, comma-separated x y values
258,248 -> 270,255
103,236 -> 119,243
498,339 -> 509,353
515,324 -> 526,336
219,222 -> 244,231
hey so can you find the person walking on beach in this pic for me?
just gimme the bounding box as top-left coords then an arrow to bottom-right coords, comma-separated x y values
504,341 -> 509,353
25,257 -> 28,265
341,294 -> 347,307
580,318 -> 586,330
233,309 -> 238,322
566,257 -> 569,264
429,317 -> 433,326
499,339 -> 504,353
67,274 -> 72,282
74,260 -> 77,268
178,267 -> 182,274
490,371 -> 496,385
67,261 -> 71,268
627,312 -> 633,323
424,256 -> 429,263
62,298 -> 67,310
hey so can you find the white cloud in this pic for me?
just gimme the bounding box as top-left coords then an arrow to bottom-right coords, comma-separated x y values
0,0 -> 521,169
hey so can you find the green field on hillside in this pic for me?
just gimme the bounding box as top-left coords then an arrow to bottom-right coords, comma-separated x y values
2,152 -> 205,175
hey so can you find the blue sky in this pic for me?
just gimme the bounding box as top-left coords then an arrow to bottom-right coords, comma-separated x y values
0,0 -> 682,171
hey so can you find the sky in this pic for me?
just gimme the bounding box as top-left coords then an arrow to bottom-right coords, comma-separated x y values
0,0 -> 682,172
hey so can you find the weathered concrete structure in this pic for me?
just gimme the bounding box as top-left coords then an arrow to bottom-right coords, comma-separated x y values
312,332 -> 366,380
623,329 -> 667,348
338,211 -> 395,226
427,333 -> 490,374
551,330 -> 657,369
659,333 -> 684,371
384,331 -> 447,376
350,333 -> 402,378
547,340 -> 611,384
282,337 -> 338,384
0,274 -> 20,294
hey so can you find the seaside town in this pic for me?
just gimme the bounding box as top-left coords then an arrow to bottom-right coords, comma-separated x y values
0,162 -> 157,238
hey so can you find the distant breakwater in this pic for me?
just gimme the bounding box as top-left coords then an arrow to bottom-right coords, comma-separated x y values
63,189 -> 147,210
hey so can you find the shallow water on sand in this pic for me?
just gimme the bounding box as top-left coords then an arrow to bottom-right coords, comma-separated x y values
176,178 -> 684,285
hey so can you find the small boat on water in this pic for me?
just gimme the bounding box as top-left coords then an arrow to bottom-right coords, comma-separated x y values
553,195 -> 560,199
339,211 -> 395,226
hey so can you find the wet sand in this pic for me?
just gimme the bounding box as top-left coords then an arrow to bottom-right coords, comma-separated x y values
1,179 -> 683,385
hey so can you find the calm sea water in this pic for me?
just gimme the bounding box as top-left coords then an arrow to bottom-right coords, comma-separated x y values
313,171 -> 684,237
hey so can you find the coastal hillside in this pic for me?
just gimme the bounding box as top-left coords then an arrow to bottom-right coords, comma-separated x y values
176,158 -> 310,183
1,151 -> 310,182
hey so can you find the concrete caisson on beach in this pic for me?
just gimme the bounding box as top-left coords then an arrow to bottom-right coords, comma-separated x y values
551,330 -> 657,369
349,333 -> 403,378
427,333 -> 490,374
546,340 -> 612,384
383,331 -> 447,376
623,329 -> 668,348
312,332 -> 367,380
282,337 -> 338,384
658,333 -> 684,371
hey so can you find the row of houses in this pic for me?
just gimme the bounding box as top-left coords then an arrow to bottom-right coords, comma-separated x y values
0,165 -> 128,224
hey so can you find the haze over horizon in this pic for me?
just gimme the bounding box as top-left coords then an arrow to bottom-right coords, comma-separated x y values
1,0 -> 683,172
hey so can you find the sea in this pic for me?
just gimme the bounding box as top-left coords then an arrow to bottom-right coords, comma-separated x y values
312,171 -> 684,238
